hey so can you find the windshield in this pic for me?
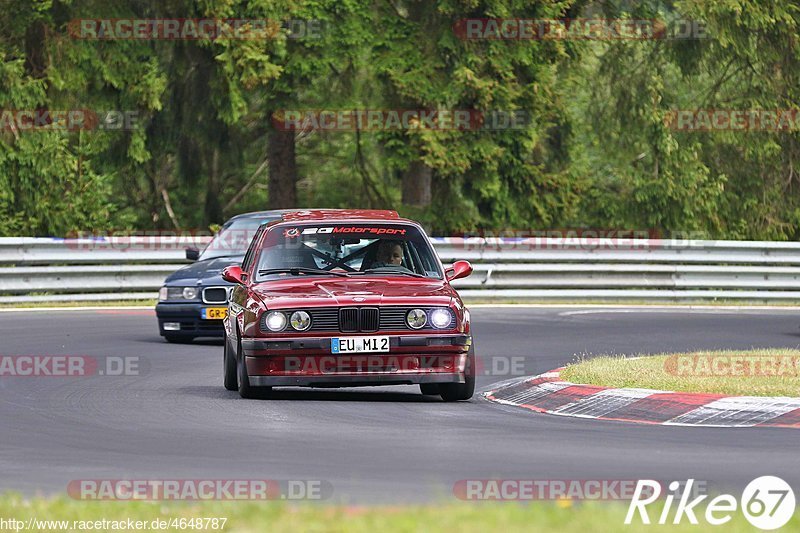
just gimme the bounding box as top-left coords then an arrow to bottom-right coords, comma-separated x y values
200,217 -> 278,260
255,223 -> 442,280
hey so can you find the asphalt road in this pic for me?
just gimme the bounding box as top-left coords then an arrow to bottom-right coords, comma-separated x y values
1,306 -> 799,504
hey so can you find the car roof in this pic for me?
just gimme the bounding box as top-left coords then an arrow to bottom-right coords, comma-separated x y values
227,209 -> 298,221
280,209 -> 400,222
228,209 -> 401,223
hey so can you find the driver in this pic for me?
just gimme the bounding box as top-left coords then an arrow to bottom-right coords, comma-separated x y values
374,240 -> 404,267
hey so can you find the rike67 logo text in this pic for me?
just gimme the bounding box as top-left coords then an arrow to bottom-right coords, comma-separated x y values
626,476 -> 795,530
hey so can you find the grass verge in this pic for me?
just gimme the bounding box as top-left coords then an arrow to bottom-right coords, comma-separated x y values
0,494 -> 792,532
561,349 -> 800,397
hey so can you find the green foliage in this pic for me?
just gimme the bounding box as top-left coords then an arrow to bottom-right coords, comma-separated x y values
0,0 -> 798,238
0,50 -> 116,234
572,0 -> 800,239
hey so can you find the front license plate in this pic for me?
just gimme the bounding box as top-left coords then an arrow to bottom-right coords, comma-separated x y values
202,307 -> 228,320
331,336 -> 390,354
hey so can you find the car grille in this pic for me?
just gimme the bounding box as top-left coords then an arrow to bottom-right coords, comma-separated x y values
379,308 -> 410,330
175,321 -> 225,333
291,307 -> 454,332
309,308 -> 339,331
335,307 -> 379,333
339,308 -> 359,332
358,308 -> 378,332
202,287 -> 228,304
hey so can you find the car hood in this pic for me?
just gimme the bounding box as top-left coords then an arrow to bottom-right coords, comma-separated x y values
163,256 -> 243,285
252,277 -> 456,308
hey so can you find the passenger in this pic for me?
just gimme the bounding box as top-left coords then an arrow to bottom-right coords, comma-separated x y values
374,240 -> 404,267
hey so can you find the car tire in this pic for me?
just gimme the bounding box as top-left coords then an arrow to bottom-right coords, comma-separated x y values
223,335 -> 238,391
439,344 -> 476,402
419,384 -> 441,395
164,334 -> 193,344
237,337 -> 271,399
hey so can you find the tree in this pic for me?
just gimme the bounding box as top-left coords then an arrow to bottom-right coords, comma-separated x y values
371,0 -> 585,232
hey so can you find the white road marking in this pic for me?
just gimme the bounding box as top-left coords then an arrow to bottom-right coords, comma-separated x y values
666,397 -> 800,427
0,306 -> 153,312
559,307 -> 800,316
553,388 -> 655,417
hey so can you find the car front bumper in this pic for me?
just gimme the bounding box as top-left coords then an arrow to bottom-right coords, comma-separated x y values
242,334 -> 471,387
155,303 -> 225,337
248,372 -> 464,387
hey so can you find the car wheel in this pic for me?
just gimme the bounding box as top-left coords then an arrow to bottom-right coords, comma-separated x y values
419,384 -> 441,395
223,335 -> 238,391
439,344 -> 476,402
237,338 -> 271,399
164,334 -> 192,344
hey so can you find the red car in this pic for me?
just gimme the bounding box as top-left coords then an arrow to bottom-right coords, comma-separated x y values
220,209 -> 475,401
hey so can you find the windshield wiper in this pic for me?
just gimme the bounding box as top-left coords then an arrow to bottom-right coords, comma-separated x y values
357,269 -> 428,278
258,267 -> 350,278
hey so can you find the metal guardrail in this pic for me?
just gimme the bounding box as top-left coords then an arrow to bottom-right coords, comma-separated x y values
0,236 -> 207,264
2,237 -> 800,303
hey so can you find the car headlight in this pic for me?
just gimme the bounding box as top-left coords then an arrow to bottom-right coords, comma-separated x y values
406,308 -> 427,329
159,286 -> 199,301
264,311 -> 287,332
290,311 -> 311,331
430,308 -> 453,329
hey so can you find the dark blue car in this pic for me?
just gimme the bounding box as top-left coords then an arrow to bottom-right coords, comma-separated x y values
155,210 -> 289,342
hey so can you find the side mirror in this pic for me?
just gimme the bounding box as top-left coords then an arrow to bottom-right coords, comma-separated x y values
446,260 -> 473,281
222,265 -> 245,285
185,248 -> 200,261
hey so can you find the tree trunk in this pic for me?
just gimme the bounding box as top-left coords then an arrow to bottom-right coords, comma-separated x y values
401,160 -> 432,207
267,127 -> 298,208
204,147 -> 223,223
24,21 -> 47,78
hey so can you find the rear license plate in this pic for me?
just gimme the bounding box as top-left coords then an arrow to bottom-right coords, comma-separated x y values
331,336 -> 390,354
202,307 -> 227,320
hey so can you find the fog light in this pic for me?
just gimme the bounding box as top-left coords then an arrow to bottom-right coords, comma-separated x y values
163,322 -> 180,331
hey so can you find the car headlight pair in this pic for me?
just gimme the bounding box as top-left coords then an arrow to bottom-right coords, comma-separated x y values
261,308 -> 453,332
159,286 -> 199,301
406,308 -> 453,330
263,310 -> 311,332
